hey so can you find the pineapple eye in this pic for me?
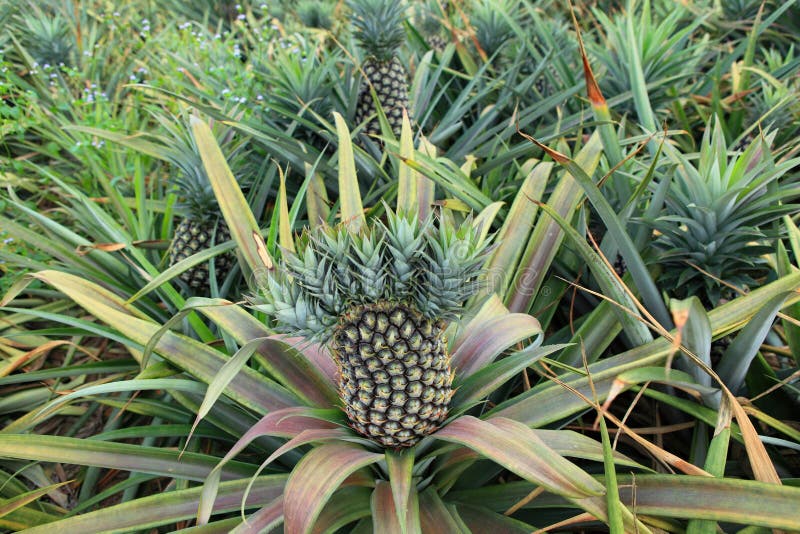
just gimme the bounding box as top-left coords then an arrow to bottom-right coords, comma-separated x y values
405,399 -> 422,414
362,311 -> 377,329
407,332 -> 423,350
358,390 -> 372,404
393,341 -> 409,356
373,398 -> 389,411
401,414 -> 420,429
364,357 -> 381,372
390,391 -> 407,406
343,326 -> 359,343
377,349 -> 394,364
375,384 -> 392,398
421,386 -> 436,403
389,308 -> 406,326
399,320 -> 415,338
386,361 -> 405,376
369,411 -> 387,424
403,353 -> 420,366
376,312 -> 390,333
406,381 -> 423,397
357,379 -> 374,392
390,375 -> 408,389
387,406 -> 404,421
373,370 -> 390,384
358,324 -> 374,341
422,369 -> 436,384
383,421 -> 402,434
418,403 -> 434,418
405,366 -> 423,381
385,325 -> 399,345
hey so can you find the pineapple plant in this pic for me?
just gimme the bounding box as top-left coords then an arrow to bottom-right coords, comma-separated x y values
644,117 -> 800,307
257,209 -> 491,447
350,0 -> 411,137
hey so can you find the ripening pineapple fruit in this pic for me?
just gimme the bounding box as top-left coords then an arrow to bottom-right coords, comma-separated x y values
168,171 -> 235,291
350,0 -> 411,136
156,118 -> 242,292
257,210 -> 490,447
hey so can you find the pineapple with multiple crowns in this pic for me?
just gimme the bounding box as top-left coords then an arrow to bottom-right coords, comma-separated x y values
256,209 -> 491,448
351,0 -> 411,137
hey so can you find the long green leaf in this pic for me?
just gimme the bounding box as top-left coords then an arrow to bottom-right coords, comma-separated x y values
0,435 -> 256,481
385,449 -> 417,534
617,475 -> 800,529
190,115 -> 272,277
333,112 -> 365,231
21,476 -> 286,534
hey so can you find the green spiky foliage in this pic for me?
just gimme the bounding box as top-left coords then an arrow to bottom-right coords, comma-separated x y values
16,9 -> 75,69
256,209 -> 491,447
295,0 -> 335,30
350,0 -> 410,136
470,0 -> 515,60
412,0 -> 449,52
646,118 -> 800,306
256,36 -> 338,148
743,46 -> 800,148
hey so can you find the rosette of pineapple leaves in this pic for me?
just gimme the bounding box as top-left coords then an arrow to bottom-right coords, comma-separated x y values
645,117 -> 800,306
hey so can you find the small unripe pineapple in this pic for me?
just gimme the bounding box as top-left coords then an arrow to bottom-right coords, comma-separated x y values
350,0 -> 411,137
256,210 -> 490,447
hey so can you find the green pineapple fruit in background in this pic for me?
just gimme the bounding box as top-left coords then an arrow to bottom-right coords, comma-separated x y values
256,209 -> 491,447
350,0 -> 411,137
155,116 -> 244,292
645,117 -> 800,307
412,0 -> 450,53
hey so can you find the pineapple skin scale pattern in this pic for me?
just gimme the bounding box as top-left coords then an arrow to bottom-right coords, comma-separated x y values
331,300 -> 453,448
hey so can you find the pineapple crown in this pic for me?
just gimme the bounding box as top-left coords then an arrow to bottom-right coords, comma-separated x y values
295,0 -> 335,30
149,111 -> 251,223
647,117 -> 800,305
254,208 -> 492,342
349,0 -> 407,62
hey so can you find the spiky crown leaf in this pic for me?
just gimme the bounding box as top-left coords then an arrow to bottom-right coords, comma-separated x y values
647,119 -> 800,304
254,209 -> 492,342
349,0 -> 407,62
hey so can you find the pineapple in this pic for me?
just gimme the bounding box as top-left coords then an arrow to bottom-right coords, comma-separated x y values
350,0 -> 411,136
156,117 -> 243,292
256,209 -> 490,448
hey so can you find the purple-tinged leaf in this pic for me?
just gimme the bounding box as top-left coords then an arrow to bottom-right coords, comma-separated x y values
418,488 -> 470,534
199,407 -> 338,524
20,475 -> 286,534
312,486 -> 374,534
13,271 -> 300,415
385,449 -> 416,533
456,504 -> 533,533
195,303 -> 338,405
284,443 -> 383,533
435,417 -> 604,498
255,337 -> 338,407
230,496 -> 284,534
282,337 -> 339,389
372,480 -> 421,534
450,313 -> 541,379
451,344 -> 568,412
